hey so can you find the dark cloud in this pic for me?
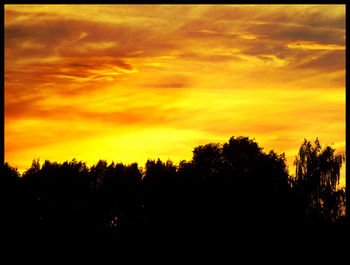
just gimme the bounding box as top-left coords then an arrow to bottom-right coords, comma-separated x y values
5,19 -> 78,49
299,10 -> 345,29
175,17 -> 234,35
204,5 -> 345,30
203,6 -> 262,22
297,50 -> 345,72
5,17 -> 179,62
246,23 -> 344,45
200,5 -> 345,56
240,41 -> 291,59
68,63 -> 90,68
172,7 -> 344,66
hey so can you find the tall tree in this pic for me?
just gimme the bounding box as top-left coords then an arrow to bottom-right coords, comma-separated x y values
292,138 -> 345,223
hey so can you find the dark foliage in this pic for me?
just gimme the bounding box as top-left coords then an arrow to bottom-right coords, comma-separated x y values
2,136 -> 346,236
291,138 -> 346,224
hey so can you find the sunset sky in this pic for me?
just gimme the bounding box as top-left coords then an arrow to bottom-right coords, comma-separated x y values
4,5 -> 346,186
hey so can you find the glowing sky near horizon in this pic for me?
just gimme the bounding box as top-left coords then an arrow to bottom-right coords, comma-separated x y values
4,5 -> 346,186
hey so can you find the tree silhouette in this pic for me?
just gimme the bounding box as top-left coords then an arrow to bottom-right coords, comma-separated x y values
292,138 -> 346,223
2,136 -> 346,236
3,163 -> 21,232
175,136 -> 293,230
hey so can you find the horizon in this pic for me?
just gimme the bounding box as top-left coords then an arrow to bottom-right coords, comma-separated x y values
4,4 -> 346,187
8,136 -> 346,189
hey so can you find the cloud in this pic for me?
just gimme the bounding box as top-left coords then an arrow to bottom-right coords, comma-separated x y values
297,50 -> 345,72
239,40 -> 291,59
5,15 -> 179,63
67,63 -> 90,68
204,5 -> 345,31
247,23 -> 345,45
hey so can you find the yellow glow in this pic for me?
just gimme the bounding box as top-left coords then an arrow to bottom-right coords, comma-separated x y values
239,33 -> 258,40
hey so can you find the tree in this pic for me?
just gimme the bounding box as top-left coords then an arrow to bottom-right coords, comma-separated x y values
3,163 -> 22,232
182,136 -> 292,228
292,138 -> 345,223
3,162 -> 20,186
220,136 -> 291,226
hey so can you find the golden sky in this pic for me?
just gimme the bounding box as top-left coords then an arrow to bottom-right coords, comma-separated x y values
4,5 -> 346,186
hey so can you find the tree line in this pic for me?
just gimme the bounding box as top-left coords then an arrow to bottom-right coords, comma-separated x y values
2,136 -> 347,235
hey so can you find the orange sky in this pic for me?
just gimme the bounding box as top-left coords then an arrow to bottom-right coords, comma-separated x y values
4,5 -> 346,187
